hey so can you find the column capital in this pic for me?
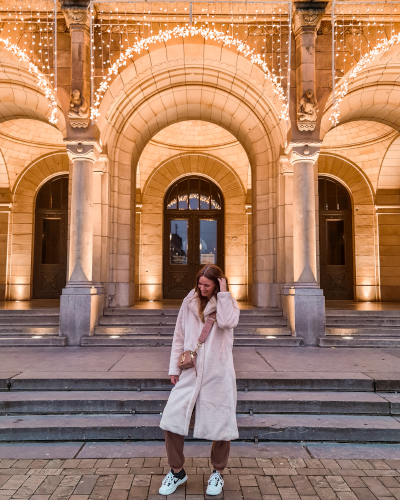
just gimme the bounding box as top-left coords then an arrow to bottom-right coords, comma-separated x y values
93,154 -> 109,174
65,141 -> 102,163
279,155 -> 294,174
292,2 -> 327,39
286,141 -> 322,165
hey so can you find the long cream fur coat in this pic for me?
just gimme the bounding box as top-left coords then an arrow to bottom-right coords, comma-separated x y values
160,289 -> 240,442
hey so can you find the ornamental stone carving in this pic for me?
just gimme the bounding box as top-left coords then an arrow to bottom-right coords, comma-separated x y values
67,9 -> 86,22
68,89 -> 89,128
297,89 -> 319,131
287,141 -> 322,165
63,8 -> 89,29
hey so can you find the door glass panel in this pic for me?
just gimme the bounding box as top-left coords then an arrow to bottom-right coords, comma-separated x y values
199,219 -> 217,264
189,194 -> 199,210
41,219 -> 61,264
211,185 -> 222,210
327,220 -> 345,265
189,178 -> 199,210
326,180 -> 337,210
178,194 -> 188,210
167,186 -> 177,209
200,179 -> 210,209
170,220 -> 188,265
51,178 -> 62,209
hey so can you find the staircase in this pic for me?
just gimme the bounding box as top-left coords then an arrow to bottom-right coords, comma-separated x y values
81,307 -> 301,347
0,372 -> 399,442
320,309 -> 400,347
0,309 -> 65,346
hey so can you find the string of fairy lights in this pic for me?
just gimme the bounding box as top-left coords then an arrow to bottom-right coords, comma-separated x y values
3,1 -> 400,129
331,1 -> 400,125
0,0 -> 58,123
89,1 -> 292,121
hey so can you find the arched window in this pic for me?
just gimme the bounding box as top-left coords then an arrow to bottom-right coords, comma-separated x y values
166,177 -> 223,211
318,177 -> 351,212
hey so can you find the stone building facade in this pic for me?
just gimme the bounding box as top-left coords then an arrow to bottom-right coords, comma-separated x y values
0,0 -> 399,345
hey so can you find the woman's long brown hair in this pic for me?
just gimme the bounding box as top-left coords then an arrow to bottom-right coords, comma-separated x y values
194,264 -> 228,322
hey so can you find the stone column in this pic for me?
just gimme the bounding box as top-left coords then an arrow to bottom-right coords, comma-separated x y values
60,142 -> 104,346
283,142 -> 325,346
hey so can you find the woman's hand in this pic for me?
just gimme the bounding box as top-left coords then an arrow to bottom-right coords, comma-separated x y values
170,375 -> 180,385
218,277 -> 227,292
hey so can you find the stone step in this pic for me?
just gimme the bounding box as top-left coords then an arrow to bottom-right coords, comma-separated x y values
0,413 -> 399,442
83,333 -> 299,347
104,308 -> 284,317
327,319 -> 400,327
326,327 -> 400,337
0,391 -> 395,416
327,310 -> 400,318
93,326 -> 291,335
0,336 -> 66,347
98,316 -> 288,326
0,317 -> 59,325
320,336 -> 400,347
0,326 -> 60,334
0,309 -> 60,317
5,372 -> 376,392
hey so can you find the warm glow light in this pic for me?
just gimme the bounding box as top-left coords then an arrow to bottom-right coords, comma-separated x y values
0,38 -> 58,124
110,335 -> 120,338
331,31 -> 400,126
32,335 -> 43,339
91,26 -> 288,121
343,336 -> 353,339
266,336 -> 276,339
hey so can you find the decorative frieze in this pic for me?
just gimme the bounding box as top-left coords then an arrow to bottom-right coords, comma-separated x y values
248,25 -> 290,36
97,23 -> 140,34
23,20 -> 68,33
317,20 -> 363,35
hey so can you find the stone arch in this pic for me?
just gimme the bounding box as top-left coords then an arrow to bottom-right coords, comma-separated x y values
318,153 -> 378,301
97,46 -> 287,306
0,148 -> 9,191
378,135 -> 400,190
137,153 -> 249,301
0,49 -> 66,135
321,44 -> 400,138
8,152 -> 69,300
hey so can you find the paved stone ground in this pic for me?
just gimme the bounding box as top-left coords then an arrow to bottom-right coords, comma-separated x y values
1,456 -> 400,500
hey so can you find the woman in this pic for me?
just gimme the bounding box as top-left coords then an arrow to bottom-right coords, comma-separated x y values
159,264 -> 240,496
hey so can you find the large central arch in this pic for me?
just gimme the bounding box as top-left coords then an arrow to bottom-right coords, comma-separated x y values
97,41 -> 288,307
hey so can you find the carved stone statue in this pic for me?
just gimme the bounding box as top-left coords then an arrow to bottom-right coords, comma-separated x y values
298,89 -> 319,122
68,89 -> 89,119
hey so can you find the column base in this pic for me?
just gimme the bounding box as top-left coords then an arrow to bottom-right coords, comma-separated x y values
282,286 -> 325,347
252,283 -> 279,308
60,284 -> 104,346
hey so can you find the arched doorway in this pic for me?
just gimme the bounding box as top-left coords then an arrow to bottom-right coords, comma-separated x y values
33,175 -> 69,299
318,177 -> 354,300
163,176 -> 224,299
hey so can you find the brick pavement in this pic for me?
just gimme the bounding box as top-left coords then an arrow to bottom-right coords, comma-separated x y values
1,456 -> 400,500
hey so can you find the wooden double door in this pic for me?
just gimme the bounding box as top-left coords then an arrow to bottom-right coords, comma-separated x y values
163,177 -> 224,299
319,177 -> 354,300
33,176 -> 69,299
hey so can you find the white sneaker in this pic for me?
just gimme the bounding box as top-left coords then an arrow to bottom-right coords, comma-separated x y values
159,470 -> 187,495
206,470 -> 224,496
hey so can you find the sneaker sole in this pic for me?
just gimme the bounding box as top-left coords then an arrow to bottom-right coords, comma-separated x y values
206,486 -> 223,496
159,475 -> 187,495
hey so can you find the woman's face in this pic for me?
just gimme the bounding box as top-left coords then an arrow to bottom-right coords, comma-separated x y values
198,276 -> 217,299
